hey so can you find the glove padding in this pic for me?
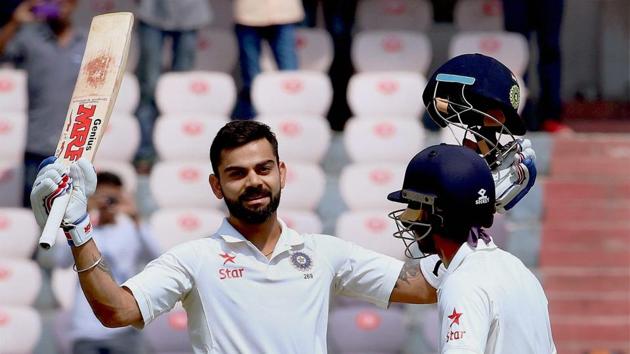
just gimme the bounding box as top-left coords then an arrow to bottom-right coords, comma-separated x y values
30,157 -> 97,246
492,138 -> 537,214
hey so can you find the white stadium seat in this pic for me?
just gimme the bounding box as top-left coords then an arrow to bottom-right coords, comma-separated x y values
252,71 -> 333,116
154,116 -> 228,161
195,28 -> 239,73
0,258 -> 41,306
150,208 -> 225,252
0,305 -> 42,354
113,73 -> 140,114
343,118 -> 425,163
256,115 -> 331,163
156,71 -> 236,116
281,162 -> 326,211
356,0 -> 433,32
0,161 -> 22,207
51,267 -> 76,311
0,69 -> 26,113
347,72 -> 427,117
336,210 -> 405,260
94,160 -> 138,192
449,31 -> 529,77
98,114 -> 140,162
150,161 -> 220,209
339,163 -> 406,211
278,209 -> 323,234
0,113 -> 26,162
352,30 -> 432,74
0,208 -> 38,259
454,0 -> 504,31
262,28 -> 334,73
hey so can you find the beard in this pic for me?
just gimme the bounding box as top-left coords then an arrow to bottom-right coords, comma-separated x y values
223,185 -> 281,224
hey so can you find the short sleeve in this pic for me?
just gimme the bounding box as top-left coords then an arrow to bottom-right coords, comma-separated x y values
333,241 -> 404,308
420,254 -> 446,289
122,244 -> 197,328
438,278 -> 492,353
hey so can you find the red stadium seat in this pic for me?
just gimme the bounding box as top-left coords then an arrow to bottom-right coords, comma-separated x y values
352,30 -> 432,74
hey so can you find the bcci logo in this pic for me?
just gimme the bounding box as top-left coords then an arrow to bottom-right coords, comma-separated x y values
509,84 -> 520,109
290,251 -> 313,272
475,189 -> 490,205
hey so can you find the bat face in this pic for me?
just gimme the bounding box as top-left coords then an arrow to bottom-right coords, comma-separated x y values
60,103 -> 98,161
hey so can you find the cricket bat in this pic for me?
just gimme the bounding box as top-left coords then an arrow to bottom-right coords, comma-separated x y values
39,12 -> 134,249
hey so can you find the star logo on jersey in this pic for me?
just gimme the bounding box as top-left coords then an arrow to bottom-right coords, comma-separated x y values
448,308 -> 463,327
219,252 -> 236,265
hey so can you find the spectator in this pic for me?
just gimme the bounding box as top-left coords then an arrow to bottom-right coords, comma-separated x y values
302,0 -> 357,131
502,0 -> 571,133
134,0 -> 211,172
0,0 -> 84,207
55,171 -> 161,354
231,0 -> 304,120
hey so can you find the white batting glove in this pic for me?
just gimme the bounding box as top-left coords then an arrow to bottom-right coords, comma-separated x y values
31,157 -> 97,247
493,139 -> 537,214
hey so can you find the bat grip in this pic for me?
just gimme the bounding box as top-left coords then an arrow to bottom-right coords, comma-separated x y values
38,192 -> 72,249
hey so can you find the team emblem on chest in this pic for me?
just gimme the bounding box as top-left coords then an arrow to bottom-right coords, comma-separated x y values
290,251 -> 313,271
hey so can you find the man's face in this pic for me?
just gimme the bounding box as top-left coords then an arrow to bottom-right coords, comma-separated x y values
210,139 -> 286,224
88,183 -> 122,225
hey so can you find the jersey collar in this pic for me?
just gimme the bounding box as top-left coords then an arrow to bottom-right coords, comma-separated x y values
444,236 -> 497,276
216,218 -> 304,250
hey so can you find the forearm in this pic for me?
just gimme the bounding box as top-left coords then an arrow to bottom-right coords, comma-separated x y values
71,239 -> 143,328
0,19 -> 19,54
389,259 -> 438,304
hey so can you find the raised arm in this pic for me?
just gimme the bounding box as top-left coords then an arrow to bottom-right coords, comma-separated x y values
0,1 -> 33,54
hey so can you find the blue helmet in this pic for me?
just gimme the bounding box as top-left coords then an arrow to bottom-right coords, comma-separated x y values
388,144 -> 495,258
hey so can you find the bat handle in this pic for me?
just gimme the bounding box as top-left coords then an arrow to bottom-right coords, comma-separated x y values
38,192 -> 72,249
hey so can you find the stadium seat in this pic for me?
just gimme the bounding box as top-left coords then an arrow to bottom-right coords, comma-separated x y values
352,30 -> 432,74
98,114 -> 140,162
256,115 -> 331,163
261,28 -> 334,73
356,0 -> 432,32
150,161 -> 221,209
343,118 -> 425,163
328,305 -> 408,353
0,305 -> 42,354
449,31 -> 529,77
0,161 -> 22,207
251,71 -> 333,116
347,72 -> 427,117
281,162 -> 326,211
154,117 -> 228,161
53,309 -> 72,354
278,209 -> 323,234
195,28 -> 238,73
150,208 -> 225,252
339,163 -> 406,211
156,72 -> 236,116
336,210 -> 405,260
51,267 -> 76,311
0,258 -> 42,306
94,160 -> 138,192
0,69 -> 27,113
0,208 -> 38,259
144,305 -> 192,354
113,73 -> 140,114
454,0 -> 504,31
0,113 -> 26,162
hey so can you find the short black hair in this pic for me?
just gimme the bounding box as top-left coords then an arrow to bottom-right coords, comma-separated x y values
96,171 -> 123,187
210,120 -> 279,176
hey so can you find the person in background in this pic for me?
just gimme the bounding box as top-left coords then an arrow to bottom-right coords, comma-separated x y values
134,0 -> 212,172
55,171 -> 161,354
231,0 -> 303,120
301,0 -> 357,131
0,0 -> 83,207
502,0 -> 571,133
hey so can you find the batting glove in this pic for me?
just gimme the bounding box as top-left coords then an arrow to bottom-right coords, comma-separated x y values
493,138 -> 537,214
30,157 -> 97,247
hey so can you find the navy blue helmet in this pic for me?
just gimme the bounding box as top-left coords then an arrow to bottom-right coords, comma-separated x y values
388,144 -> 495,258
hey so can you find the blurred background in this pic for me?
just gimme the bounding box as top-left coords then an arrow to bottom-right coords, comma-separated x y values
0,0 -> 628,353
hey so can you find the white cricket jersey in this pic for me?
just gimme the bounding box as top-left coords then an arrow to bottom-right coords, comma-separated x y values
437,239 -> 556,354
123,219 -> 404,353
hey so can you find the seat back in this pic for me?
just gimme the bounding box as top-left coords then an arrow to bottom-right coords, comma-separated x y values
336,210 -> 405,260
252,71 -> 332,116
347,72 -> 426,117
154,117 -> 228,161
0,258 -> 42,306
356,0 -> 432,31
156,72 -> 236,116
0,113 -> 26,162
0,306 -> 42,354
256,115 -> 331,163
150,161 -> 220,209
261,28 -> 334,73
0,69 -> 27,113
150,208 -> 225,252
454,0 -> 504,31
449,31 -> 529,76
339,163 -> 406,211
344,118 -> 425,163
0,208 -> 38,259
352,30 -> 432,74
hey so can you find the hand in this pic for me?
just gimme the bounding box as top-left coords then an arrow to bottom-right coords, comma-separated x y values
11,1 -> 35,24
493,139 -> 537,213
31,157 -> 97,246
